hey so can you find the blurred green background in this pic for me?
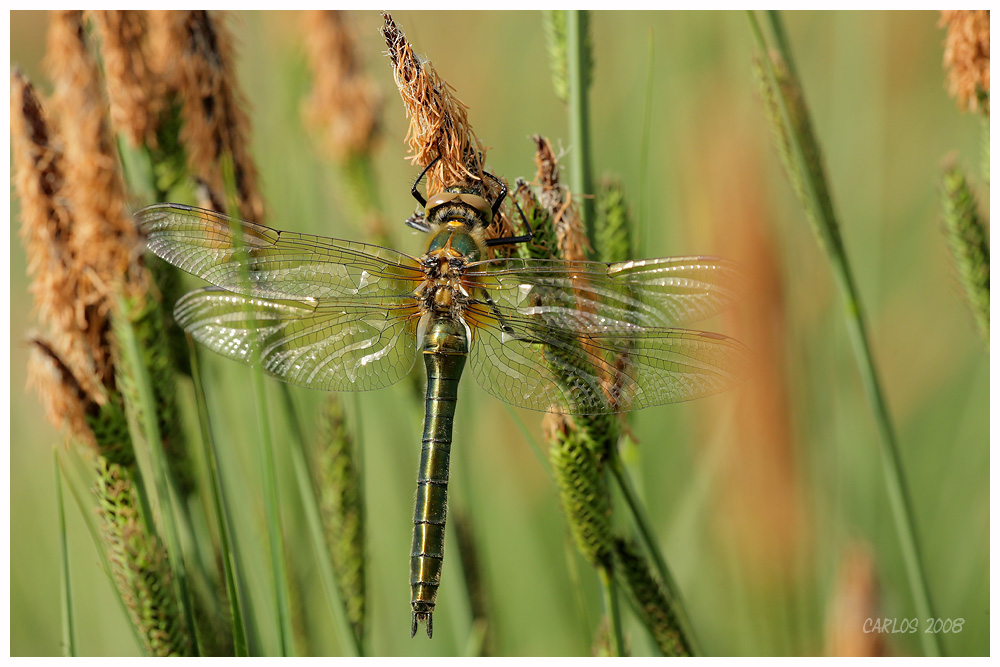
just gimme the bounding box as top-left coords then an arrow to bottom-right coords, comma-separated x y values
10,11 -> 988,656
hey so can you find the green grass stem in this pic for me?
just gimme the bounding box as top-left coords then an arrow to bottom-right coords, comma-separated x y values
59,451 -> 148,655
637,28 -> 655,257
223,158 -> 295,656
747,10 -> 942,656
278,385 -> 364,656
566,10 -> 596,247
55,449 -> 76,657
598,565 -> 625,656
609,453 -> 701,656
114,295 -> 200,656
188,341 -> 250,656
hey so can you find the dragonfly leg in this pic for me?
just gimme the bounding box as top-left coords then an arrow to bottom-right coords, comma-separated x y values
411,156 -> 441,207
483,186 -> 534,247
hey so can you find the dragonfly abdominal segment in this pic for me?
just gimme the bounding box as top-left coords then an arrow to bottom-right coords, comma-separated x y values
410,317 -> 469,638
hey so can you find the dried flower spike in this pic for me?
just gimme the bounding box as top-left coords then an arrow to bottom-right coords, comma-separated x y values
940,10 -> 990,115
533,135 -> 589,262
91,10 -> 166,147
380,11 -> 517,244
47,9 -> 147,387
151,10 -> 264,221
303,10 -> 383,162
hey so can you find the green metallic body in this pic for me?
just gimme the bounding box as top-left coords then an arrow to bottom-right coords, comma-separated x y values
410,315 -> 469,638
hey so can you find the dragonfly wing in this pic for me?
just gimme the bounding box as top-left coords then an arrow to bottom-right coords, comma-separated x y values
137,203 -> 424,300
464,294 -> 749,415
176,287 -> 420,391
465,256 -> 742,328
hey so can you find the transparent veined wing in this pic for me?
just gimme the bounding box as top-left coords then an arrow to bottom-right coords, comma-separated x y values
464,256 -> 742,329
176,287 -> 421,391
136,203 -> 424,301
462,258 -> 749,414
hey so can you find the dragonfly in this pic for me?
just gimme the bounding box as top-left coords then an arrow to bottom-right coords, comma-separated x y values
135,161 -> 749,639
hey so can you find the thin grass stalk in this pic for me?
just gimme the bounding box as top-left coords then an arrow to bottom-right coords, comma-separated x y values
278,386 -> 363,657
55,449 -> 76,657
608,455 -> 702,656
566,10 -> 595,247
598,565 -> 625,656
637,28 -> 655,257
220,162 -> 294,656
59,451 -> 148,654
114,294 -> 200,656
747,10 -> 941,656
188,340 -> 249,656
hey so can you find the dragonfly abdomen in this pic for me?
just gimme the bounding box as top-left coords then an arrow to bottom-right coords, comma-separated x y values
410,316 -> 469,639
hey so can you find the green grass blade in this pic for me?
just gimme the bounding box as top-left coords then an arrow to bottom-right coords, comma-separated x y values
566,10 -> 596,247
221,156 -> 295,656
637,27 -> 655,257
114,295 -> 200,656
188,341 -> 250,656
54,449 -> 76,657
609,454 -> 701,656
598,565 -> 624,656
278,385 -> 364,656
747,11 -> 942,656
58,450 -> 148,655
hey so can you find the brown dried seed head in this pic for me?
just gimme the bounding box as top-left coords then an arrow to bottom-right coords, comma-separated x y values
533,135 -> 588,262
381,12 -> 482,187
940,10 -> 990,114
46,9 -> 147,388
27,337 -> 99,448
11,68 -> 76,332
12,67 -> 107,415
825,544 -> 885,656
303,10 -> 383,161
152,10 -> 264,221
91,10 -> 166,147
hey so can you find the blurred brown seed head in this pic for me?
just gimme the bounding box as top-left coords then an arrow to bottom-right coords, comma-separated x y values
825,544 -> 885,657
302,10 -> 383,162
91,10 -> 166,147
12,67 -> 110,441
11,68 -> 77,336
151,10 -> 264,221
940,10 -> 990,115
27,337 -> 97,448
46,10 -> 147,385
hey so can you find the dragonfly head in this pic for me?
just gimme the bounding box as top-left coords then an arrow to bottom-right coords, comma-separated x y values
425,185 -> 493,229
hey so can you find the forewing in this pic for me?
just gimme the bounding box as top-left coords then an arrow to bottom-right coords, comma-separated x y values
465,256 -> 741,328
137,203 -> 423,300
176,287 -> 420,391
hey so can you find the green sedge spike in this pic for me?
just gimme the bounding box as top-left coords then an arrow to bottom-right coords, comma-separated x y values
942,163 -> 989,343
313,395 -> 367,644
94,457 -> 193,656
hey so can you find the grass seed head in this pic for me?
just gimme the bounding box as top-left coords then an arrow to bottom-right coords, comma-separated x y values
303,10 -> 383,162
940,10 -> 990,115
151,10 -> 264,221
91,10 -> 166,147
